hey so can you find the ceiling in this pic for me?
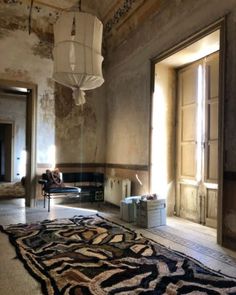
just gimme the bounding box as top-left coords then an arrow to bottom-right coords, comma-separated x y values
160,30 -> 220,68
1,0 -> 162,52
33,0 -> 116,21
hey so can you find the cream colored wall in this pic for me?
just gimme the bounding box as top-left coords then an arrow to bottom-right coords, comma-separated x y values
152,64 -> 176,215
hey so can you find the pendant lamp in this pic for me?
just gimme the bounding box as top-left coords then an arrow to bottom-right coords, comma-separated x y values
53,4 -> 104,105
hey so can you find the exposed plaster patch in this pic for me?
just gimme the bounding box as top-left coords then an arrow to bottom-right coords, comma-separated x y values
2,0 -> 22,5
0,3 -> 54,58
55,84 -> 73,118
0,28 -> 10,39
46,78 -> 55,93
0,14 -> 28,33
39,90 -> 54,123
1,67 -> 32,82
56,101 -> 97,142
32,40 -> 53,59
0,30 -> 53,82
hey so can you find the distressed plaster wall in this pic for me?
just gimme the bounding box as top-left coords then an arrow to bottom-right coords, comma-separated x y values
104,0 -> 236,248
104,60 -> 149,196
152,63 -> 176,215
55,83 -> 107,165
0,0 -> 56,166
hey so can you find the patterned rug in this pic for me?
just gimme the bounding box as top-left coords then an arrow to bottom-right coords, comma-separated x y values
1,215 -> 236,295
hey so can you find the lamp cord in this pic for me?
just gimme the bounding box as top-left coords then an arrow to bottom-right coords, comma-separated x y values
28,0 -> 34,34
78,0 -> 81,11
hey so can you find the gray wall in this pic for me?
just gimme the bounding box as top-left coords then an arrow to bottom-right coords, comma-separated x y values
104,0 -> 236,248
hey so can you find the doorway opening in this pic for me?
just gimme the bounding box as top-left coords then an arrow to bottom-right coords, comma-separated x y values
150,24 -> 224,242
0,88 -> 27,183
176,52 -> 219,228
0,80 -> 37,207
0,122 -> 13,182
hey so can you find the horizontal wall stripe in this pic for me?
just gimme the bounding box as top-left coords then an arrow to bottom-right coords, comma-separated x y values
37,163 -> 52,168
55,163 -> 149,171
105,163 -> 149,171
57,163 -> 105,168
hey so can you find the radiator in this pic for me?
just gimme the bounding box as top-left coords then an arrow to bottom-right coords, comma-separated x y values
104,177 -> 131,206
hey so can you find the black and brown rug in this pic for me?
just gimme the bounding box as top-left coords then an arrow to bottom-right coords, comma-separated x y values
1,215 -> 236,294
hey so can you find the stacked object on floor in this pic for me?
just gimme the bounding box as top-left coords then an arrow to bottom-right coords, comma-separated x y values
136,199 -> 166,228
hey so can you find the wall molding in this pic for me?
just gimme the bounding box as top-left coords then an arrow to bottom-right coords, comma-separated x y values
37,163 -> 52,168
55,162 -> 149,171
105,163 -> 148,171
104,0 -> 140,36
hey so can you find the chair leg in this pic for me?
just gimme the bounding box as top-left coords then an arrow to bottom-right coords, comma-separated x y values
43,193 -> 46,208
48,194 -> 50,212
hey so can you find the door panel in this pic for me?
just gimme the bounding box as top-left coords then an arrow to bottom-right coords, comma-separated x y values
181,144 -> 196,177
4,124 -> 13,182
209,56 -> 219,98
180,184 -> 199,222
178,64 -> 198,181
177,62 -> 199,218
205,188 -> 217,228
205,53 -> 219,185
182,106 -> 196,141
207,142 -> 218,180
209,101 -> 218,140
177,52 -> 219,227
182,67 -> 198,105
204,52 -> 219,227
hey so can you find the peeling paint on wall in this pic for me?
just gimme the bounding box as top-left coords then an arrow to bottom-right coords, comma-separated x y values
0,8 -> 55,164
0,1 -> 56,59
31,40 -> 53,59
56,102 -> 97,142
55,86 -> 101,163
54,83 -> 73,119
39,90 -> 54,124
1,67 -> 32,82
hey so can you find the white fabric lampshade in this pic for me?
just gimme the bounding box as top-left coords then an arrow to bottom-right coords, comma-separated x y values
53,11 -> 104,104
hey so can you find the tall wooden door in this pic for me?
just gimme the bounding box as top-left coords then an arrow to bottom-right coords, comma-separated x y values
176,52 -> 219,227
204,53 -> 219,228
2,123 -> 13,182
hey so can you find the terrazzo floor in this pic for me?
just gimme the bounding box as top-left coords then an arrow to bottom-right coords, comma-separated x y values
0,198 -> 236,295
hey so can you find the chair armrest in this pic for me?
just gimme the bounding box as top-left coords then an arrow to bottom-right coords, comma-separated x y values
38,179 -> 48,185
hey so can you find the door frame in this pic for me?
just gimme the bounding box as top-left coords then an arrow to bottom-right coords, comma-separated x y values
0,120 -> 14,181
0,79 -> 37,207
150,18 -> 226,245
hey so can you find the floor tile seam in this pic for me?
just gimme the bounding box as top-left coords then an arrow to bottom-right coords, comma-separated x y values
147,228 -> 236,266
164,226 -> 216,238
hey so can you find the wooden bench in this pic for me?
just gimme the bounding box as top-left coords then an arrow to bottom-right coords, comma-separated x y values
39,172 -> 104,212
